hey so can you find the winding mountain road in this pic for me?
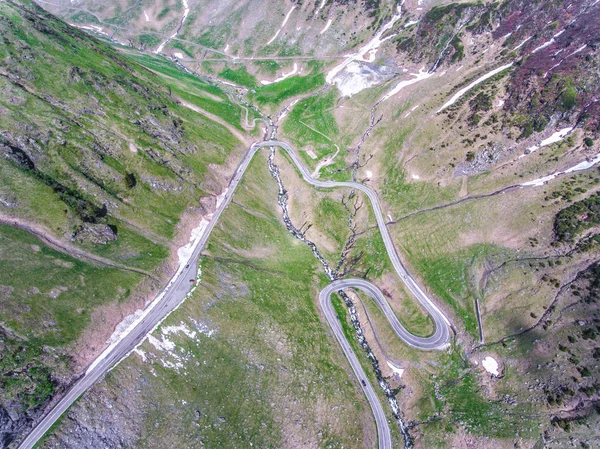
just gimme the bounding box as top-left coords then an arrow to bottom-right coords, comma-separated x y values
18,140 -> 451,449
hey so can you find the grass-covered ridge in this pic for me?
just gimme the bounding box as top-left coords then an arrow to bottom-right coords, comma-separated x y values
126,52 -> 249,131
0,0 -> 241,242
218,66 -> 258,89
0,223 -> 143,415
282,89 -> 339,147
250,70 -> 325,106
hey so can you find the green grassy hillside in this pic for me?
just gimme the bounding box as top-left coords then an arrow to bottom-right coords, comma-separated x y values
0,1 -> 244,442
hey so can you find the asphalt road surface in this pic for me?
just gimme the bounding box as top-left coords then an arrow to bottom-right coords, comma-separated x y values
18,140 -> 451,449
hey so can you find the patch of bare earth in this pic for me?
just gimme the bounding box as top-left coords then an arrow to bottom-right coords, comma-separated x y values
72,197 -> 225,372
70,276 -> 160,372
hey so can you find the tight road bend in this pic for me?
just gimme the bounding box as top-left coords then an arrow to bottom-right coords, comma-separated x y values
18,140 -> 451,449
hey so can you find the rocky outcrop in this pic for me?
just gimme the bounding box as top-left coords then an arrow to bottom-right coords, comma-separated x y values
72,223 -> 117,244
0,405 -> 17,449
39,380 -> 143,449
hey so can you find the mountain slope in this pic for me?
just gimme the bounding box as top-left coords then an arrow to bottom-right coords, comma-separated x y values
2,0 -> 600,448
0,1 -> 245,445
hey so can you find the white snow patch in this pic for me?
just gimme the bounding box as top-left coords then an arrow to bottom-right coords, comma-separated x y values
105,310 -> 145,346
331,61 -> 392,97
366,170 -> 373,178
437,63 -> 513,112
387,361 -> 404,377
381,67 -> 432,102
177,221 -> 209,265
177,190 -> 227,266
521,174 -> 556,186
174,52 -> 184,59
497,99 -> 505,108
326,5 -> 404,89
70,24 -> 108,36
197,322 -> 217,338
144,10 -> 149,22
315,0 -> 327,15
160,359 -> 184,371
522,152 -> 600,187
133,348 -> 146,362
320,18 -> 332,34
105,260 -> 203,374
512,36 -> 531,51
266,5 -> 296,45
261,62 -> 298,85
155,0 -> 189,53
531,29 -> 564,55
189,317 -> 217,338
224,44 -> 229,52
532,38 -> 555,54
161,322 -> 197,340
278,99 -> 299,121
526,127 -> 573,154
544,44 -> 588,77
412,174 -> 420,180
404,20 -> 419,28
568,44 -> 587,57
90,182 -> 215,375
144,323 -> 201,373
564,155 -> 600,174
482,356 -> 500,376
148,334 -> 175,352
306,150 -> 318,159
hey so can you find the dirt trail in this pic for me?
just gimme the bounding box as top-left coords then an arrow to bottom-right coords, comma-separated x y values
387,184 -> 521,226
0,213 -> 159,280
177,98 -> 252,146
